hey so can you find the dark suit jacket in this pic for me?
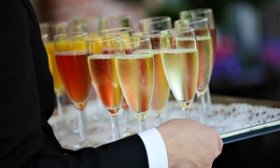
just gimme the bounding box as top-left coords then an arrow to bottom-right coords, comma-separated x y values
0,0 -> 148,167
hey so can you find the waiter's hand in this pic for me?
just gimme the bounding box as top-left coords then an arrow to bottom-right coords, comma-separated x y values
157,119 -> 223,168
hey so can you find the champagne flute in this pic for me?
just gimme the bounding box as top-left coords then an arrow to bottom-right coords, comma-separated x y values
180,9 -> 216,55
83,17 -> 108,122
68,21 -> 101,134
160,28 -> 199,119
115,36 -> 154,133
175,17 -> 214,122
135,32 -> 170,124
54,32 -> 92,148
180,8 -> 216,115
87,37 -> 123,141
41,22 -> 90,137
40,23 -> 66,128
138,16 -> 172,124
101,27 -> 133,135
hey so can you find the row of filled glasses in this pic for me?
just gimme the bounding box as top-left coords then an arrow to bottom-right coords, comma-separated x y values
40,8 -> 216,148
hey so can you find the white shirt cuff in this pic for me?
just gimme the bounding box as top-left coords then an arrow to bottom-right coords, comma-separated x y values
138,128 -> 168,168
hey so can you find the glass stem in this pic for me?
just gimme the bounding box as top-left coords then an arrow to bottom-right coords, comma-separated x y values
180,102 -> 191,119
56,95 -> 64,124
138,117 -> 147,133
155,114 -> 163,126
77,110 -> 88,142
198,95 -> 206,124
111,115 -> 121,141
122,107 -> 129,132
205,87 -> 212,115
181,109 -> 187,119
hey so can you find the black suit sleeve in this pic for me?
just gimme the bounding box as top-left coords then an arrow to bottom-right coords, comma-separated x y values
0,1 -> 148,168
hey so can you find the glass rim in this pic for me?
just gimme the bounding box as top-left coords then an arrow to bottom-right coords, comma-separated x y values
100,27 -> 132,35
138,16 -> 171,25
53,21 -> 69,30
54,31 -> 88,40
88,54 -> 115,59
160,27 -> 195,36
117,36 -> 151,45
160,27 -> 197,51
177,17 -> 209,25
193,8 -> 213,15
133,30 -> 162,38
53,33 -> 67,40
87,35 -> 118,44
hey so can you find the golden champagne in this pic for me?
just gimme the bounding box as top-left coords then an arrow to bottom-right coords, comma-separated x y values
196,36 -> 213,96
44,41 -> 64,96
116,53 -> 154,114
161,49 -> 199,109
88,55 -> 123,115
151,50 -> 170,114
